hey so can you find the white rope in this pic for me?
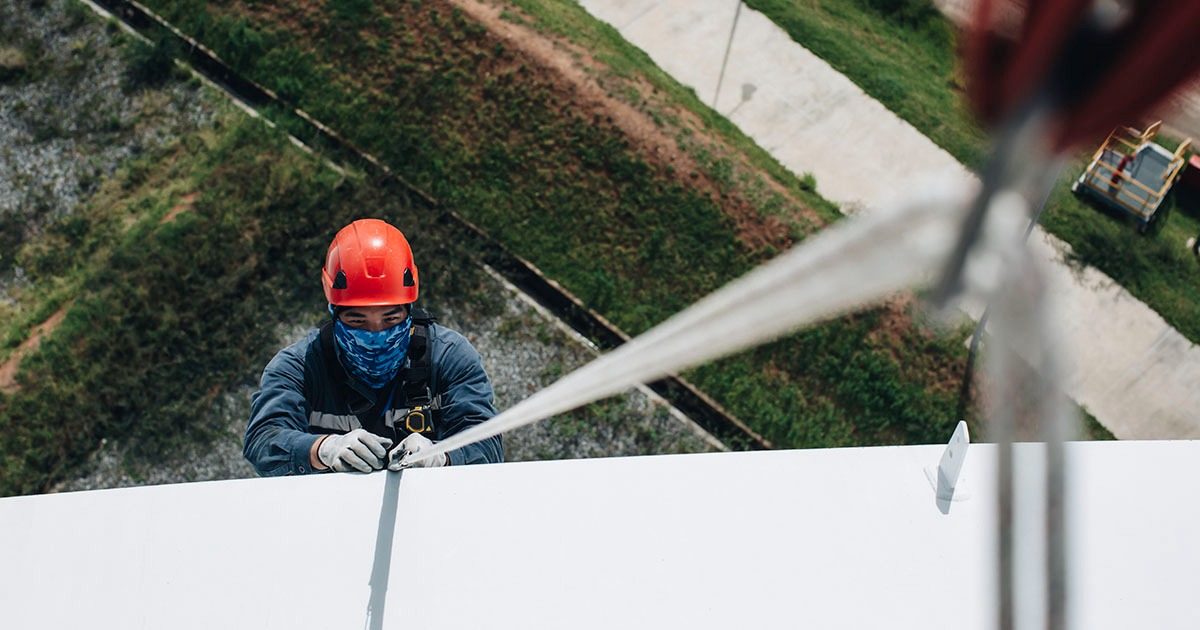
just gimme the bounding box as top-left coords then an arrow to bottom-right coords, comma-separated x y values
400,182 -> 975,466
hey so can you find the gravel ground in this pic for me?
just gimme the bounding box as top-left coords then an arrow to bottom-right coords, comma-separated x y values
38,0 -> 720,492
0,0 -> 215,302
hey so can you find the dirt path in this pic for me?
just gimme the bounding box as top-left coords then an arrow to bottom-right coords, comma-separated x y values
449,0 -> 820,250
0,306 -> 67,394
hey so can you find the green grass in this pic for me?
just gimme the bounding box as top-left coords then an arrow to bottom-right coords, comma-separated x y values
1043,160 -> 1200,342
687,307 -> 975,449
135,0 -> 821,334
1080,407 -> 1116,441
0,111 -> 351,494
745,0 -> 990,169
2,0 -> 1134,494
0,100 -> 529,495
745,0 -> 1200,344
499,0 -> 838,217
123,0 -> 1014,453
0,99 -> 720,495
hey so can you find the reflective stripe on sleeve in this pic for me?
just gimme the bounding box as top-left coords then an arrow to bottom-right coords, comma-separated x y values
308,412 -> 363,432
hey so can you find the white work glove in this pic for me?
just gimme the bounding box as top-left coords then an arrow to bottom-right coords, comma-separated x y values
318,429 -> 393,473
387,433 -> 448,470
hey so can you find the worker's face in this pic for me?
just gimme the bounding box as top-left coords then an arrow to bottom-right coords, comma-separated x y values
338,304 -> 410,332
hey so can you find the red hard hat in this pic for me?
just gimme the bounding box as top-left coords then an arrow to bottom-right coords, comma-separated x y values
322,219 -> 419,306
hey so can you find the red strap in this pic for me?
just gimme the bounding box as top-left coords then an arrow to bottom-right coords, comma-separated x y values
967,1 -> 1200,149
1058,4 -> 1200,148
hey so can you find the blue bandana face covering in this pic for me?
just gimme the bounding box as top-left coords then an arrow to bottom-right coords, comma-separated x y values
333,315 -> 413,389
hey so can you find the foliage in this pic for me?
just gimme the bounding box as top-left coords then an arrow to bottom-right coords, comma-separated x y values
123,34 -> 179,90
0,113 -> 396,495
857,0 -> 951,44
3,0 -> 1009,494
127,0 -> 986,454
498,0 -> 839,218
687,310 -> 970,449
1041,158 -> 1200,343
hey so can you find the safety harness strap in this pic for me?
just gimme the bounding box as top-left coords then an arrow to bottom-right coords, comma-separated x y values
316,306 -> 440,437
401,307 -> 435,406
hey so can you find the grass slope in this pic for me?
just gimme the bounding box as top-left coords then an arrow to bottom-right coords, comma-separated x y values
2,110 -> 357,494
131,0 -> 991,450
1,0 -> 1119,493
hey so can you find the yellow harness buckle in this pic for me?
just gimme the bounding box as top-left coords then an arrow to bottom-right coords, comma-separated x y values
405,406 -> 432,433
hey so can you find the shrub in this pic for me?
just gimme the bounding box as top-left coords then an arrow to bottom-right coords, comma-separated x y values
0,46 -> 28,83
123,35 -> 178,90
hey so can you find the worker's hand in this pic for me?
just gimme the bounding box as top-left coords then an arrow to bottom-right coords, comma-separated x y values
387,433 -> 448,470
317,429 -> 394,473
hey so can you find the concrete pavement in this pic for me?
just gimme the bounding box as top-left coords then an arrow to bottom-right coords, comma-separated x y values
577,0 -> 1200,439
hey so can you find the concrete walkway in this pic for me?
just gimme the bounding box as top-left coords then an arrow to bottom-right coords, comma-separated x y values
577,0 -> 1200,439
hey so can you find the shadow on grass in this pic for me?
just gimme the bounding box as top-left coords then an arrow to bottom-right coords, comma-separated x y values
1172,185 -> 1200,222
1064,175 -> 1200,242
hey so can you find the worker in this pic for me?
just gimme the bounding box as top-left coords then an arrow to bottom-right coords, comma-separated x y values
244,218 -> 503,475
1106,152 -> 1133,195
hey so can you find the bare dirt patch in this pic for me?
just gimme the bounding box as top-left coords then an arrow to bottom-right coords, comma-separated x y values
237,0 -> 819,252
869,292 -> 971,397
873,293 -> 917,348
448,0 -> 816,252
0,306 -> 68,394
161,191 -> 198,224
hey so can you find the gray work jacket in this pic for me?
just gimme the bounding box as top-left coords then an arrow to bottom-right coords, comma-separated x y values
244,322 -> 502,476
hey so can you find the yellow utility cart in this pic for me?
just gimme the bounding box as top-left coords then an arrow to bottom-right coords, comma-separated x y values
1071,121 -> 1192,232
